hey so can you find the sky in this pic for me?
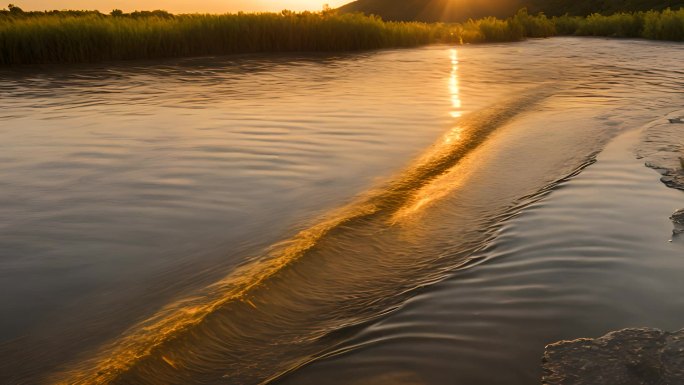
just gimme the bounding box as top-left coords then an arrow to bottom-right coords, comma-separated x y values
12,0 -> 351,13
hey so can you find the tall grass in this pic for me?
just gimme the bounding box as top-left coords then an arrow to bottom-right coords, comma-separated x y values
0,12 -> 447,64
511,9 -> 555,38
0,7 -> 682,65
1,10 -> 541,65
555,8 -> 684,39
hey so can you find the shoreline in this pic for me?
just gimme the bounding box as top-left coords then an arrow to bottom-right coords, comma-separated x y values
542,115 -> 684,384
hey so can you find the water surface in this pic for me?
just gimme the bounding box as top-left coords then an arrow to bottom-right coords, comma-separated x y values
0,38 -> 683,384
276,128 -> 684,385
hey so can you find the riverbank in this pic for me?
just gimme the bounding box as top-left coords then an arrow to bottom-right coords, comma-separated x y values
540,115 -> 684,385
0,7 -> 682,65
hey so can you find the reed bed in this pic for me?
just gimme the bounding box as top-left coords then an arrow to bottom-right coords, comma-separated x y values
0,7 -> 682,65
556,8 -> 684,40
0,12 -> 463,64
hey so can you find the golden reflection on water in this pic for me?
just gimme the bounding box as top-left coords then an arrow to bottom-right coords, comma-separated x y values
391,158 -> 475,224
446,50 -> 463,144
55,48 -> 554,385
393,49 -> 467,221
449,49 -> 462,118
57,201 -> 382,385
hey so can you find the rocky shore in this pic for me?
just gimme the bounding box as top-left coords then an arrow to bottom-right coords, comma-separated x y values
637,116 -> 684,236
543,117 -> 684,384
672,208 -> 684,235
542,328 -> 684,385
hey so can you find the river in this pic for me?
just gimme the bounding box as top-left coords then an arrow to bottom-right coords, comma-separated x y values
0,37 -> 682,384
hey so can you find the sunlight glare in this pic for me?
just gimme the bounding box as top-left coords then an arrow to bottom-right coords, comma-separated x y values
449,49 -> 462,118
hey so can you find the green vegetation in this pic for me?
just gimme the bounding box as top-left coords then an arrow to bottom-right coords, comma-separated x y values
566,8 -> 684,40
0,4 -> 682,65
0,9 -> 462,64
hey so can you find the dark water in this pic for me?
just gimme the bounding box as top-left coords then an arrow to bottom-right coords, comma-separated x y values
276,128 -> 684,385
0,38 -> 682,384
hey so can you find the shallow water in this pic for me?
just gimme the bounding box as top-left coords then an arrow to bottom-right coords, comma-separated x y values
275,128 -> 684,385
0,38 -> 683,384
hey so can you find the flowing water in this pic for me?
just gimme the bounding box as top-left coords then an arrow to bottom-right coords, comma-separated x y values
0,38 -> 682,384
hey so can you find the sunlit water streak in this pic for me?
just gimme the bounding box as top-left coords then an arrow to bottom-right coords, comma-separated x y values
276,127 -> 684,385
0,38 -> 682,384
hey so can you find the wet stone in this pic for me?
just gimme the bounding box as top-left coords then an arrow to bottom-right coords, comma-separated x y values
661,174 -> 684,191
542,328 -> 684,385
638,116 -> 684,193
672,208 -> 684,235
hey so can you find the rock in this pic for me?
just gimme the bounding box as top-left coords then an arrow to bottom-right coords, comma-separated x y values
542,328 -> 684,385
638,116 -> 684,192
672,209 -> 684,235
660,174 -> 684,191
672,209 -> 684,224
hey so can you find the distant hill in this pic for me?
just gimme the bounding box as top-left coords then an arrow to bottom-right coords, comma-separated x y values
338,0 -> 684,22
